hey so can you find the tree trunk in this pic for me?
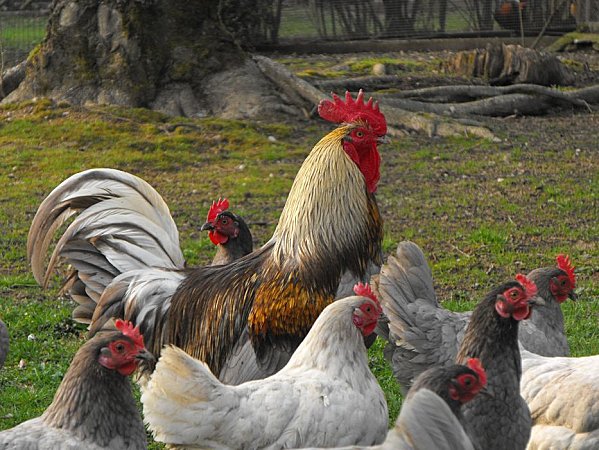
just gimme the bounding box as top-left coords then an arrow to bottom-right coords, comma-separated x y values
3,0 -> 297,119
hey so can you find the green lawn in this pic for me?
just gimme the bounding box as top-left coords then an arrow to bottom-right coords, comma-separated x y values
0,99 -> 596,448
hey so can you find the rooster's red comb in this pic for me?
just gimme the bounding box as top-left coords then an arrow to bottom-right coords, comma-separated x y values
556,254 -> 576,287
318,90 -> 387,136
206,198 -> 229,223
353,282 -> 381,311
467,358 -> 487,387
515,274 -> 538,300
115,319 -> 144,348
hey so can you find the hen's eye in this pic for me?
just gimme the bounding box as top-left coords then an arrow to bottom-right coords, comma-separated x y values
221,218 -> 228,225
464,378 -> 471,385
115,343 -> 125,352
355,131 -> 364,138
510,290 -> 518,298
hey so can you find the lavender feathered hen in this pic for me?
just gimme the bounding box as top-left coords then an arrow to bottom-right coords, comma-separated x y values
141,284 -> 388,449
521,349 -> 599,449
0,320 -> 152,450
301,359 -> 488,450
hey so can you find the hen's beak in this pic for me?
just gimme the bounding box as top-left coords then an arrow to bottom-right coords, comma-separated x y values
136,348 -> 156,374
479,386 -> 494,399
527,295 -> 545,307
201,222 -> 214,232
377,135 -> 390,144
569,290 -> 577,301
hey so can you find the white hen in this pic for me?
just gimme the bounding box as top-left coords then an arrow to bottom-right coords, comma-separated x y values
141,285 -> 388,449
521,348 -> 599,450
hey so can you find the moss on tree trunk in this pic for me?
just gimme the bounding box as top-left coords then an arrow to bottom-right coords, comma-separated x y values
5,0 -> 292,119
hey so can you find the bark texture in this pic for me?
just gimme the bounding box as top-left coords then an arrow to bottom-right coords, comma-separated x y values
4,0 -> 296,119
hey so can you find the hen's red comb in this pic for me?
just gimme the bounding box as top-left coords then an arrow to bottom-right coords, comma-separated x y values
115,319 -> 144,348
206,198 -> 229,223
556,254 -> 576,287
318,90 -> 387,136
515,274 -> 538,300
353,282 -> 381,311
467,358 -> 487,387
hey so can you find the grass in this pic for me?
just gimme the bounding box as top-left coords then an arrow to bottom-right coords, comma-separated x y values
0,97 -> 597,449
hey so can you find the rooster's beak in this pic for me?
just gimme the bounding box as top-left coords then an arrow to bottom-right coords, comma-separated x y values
569,290 -> 577,301
201,222 -> 215,232
527,295 -> 545,306
377,135 -> 390,144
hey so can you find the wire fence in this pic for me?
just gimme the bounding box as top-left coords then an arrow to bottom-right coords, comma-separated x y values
0,0 -> 593,69
0,0 -> 48,68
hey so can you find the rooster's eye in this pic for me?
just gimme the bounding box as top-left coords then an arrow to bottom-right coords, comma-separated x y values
115,343 -> 125,353
355,131 -> 364,138
221,218 -> 228,225
510,290 -> 518,298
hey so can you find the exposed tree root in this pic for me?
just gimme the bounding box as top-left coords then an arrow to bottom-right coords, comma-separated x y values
380,83 -> 596,117
0,60 -> 26,100
254,55 -> 495,139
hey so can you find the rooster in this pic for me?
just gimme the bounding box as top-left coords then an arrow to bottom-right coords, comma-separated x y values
377,241 -> 576,391
0,320 -> 152,450
28,90 -> 387,384
300,359 -> 487,450
141,283 -> 388,449
0,319 -> 7,370
200,198 -> 253,266
520,349 -> 599,449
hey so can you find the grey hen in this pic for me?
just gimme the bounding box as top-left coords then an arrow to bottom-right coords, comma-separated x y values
378,241 -> 576,392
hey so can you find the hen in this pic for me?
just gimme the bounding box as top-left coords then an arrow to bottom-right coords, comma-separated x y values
0,320 -> 152,450
28,91 -> 387,384
378,241 -> 576,391
456,274 -> 540,450
520,349 -> 599,449
0,319 -> 8,370
141,283 -> 388,449
200,198 -> 253,266
301,359 -> 487,450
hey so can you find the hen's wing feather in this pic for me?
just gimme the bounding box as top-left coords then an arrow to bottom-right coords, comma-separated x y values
392,388 -> 474,450
521,350 -> 599,449
0,417 -> 144,450
142,345 -> 300,448
378,242 -> 469,391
